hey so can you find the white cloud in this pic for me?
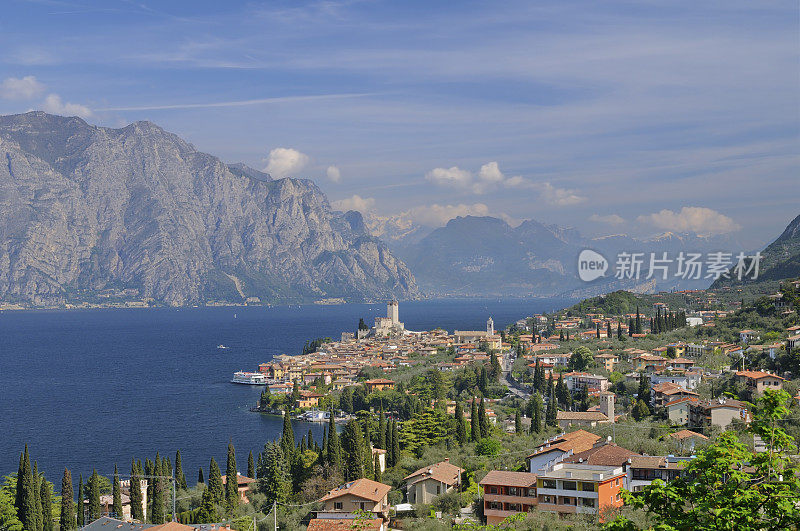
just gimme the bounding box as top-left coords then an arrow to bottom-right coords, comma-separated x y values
41,94 -> 93,118
0,76 -> 45,100
589,213 -> 625,225
425,166 -> 473,188
636,207 -> 740,236
405,202 -> 490,227
326,165 -> 341,183
538,182 -> 586,206
332,194 -> 375,213
263,147 -> 309,178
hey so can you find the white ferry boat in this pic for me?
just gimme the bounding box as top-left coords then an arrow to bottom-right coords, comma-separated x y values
230,371 -> 267,385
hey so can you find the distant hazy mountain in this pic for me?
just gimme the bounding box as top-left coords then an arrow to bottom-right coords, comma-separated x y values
0,112 -> 418,306
395,215 -> 742,298
711,214 -> 800,287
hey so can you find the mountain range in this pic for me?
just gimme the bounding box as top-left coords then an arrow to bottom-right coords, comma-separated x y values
389,215 -> 749,298
0,112 -> 418,306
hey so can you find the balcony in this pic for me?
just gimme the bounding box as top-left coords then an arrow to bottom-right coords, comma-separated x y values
537,487 -> 598,500
484,493 -> 537,506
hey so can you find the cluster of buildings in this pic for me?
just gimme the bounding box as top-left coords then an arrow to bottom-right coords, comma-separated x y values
249,302 -> 510,408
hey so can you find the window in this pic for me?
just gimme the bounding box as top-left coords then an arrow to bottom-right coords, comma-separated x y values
540,495 -> 554,504
487,486 -> 498,494
581,498 -> 596,508
562,497 -> 576,506
508,503 -> 521,512
508,487 -> 518,496
527,488 -> 537,497
542,479 -> 557,489
359,502 -> 366,510
581,482 -> 595,492
333,502 -> 343,510
436,486 -> 440,495
562,481 -> 577,491
488,501 -> 502,510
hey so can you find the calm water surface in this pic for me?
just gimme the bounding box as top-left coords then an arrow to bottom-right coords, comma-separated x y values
0,298 -> 572,482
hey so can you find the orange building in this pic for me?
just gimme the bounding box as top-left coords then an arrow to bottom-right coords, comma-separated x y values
363,378 -> 395,393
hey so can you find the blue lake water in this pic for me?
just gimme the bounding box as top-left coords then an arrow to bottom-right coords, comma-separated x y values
0,298 -> 572,483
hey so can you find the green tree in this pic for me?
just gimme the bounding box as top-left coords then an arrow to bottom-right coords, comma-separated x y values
112,465 -> 123,519
530,393 -> 543,434
247,451 -> 255,479
378,406 -> 387,449
0,484 -> 23,531
470,399 -> 479,442
385,420 -> 394,467
207,458 -> 224,505
326,407 -> 342,471
225,442 -> 238,512
175,450 -> 187,490
40,476 -> 52,531
342,420 -> 366,481
391,421 -> 400,468
32,461 -> 43,531
149,468 -> 165,524
60,468 -> 75,530
454,402 -> 467,445
478,398 -> 489,439
545,387 -> 557,427
281,406 -> 295,458
569,346 -> 593,371
631,399 -> 650,421
129,462 -> 143,522
196,487 -> 218,524
197,467 -> 204,485
87,470 -> 101,523
258,443 -> 291,508
606,389 -> 800,530
637,373 -> 651,405
514,410 -> 523,434
76,475 -> 83,527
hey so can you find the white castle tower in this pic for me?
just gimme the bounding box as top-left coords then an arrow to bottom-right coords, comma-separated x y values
599,391 -> 615,423
487,316 -> 494,335
388,300 -> 399,325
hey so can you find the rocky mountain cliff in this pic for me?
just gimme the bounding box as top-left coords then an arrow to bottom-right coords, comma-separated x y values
0,112 -> 418,306
711,214 -> 800,287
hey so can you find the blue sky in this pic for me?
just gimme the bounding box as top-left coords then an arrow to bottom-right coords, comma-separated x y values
0,0 -> 798,248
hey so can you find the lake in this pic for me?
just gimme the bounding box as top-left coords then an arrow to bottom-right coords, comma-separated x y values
0,298 -> 573,483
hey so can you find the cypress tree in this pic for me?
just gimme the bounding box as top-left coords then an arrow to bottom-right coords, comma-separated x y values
478,398 -> 489,439
41,475 -> 53,531
391,421 -> 400,468
112,465 -> 123,518
378,405 -> 387,449
514,410 -> 522,434
531,393 -> 542,433
607,321 -> 612,338
207,458 -> 224,505
300,435 -> 308,453
150,470 -> 164,524
60,468 -> 75,530
196,487 -> 217,524
546,386 -> 557,427
197,468 -> 204,485
374,453 -> 382,483
15,448 -> 25,516
76,475 -> 84,527
617,322 -> 622,339
326,408 -> 342,472
144,459 -> 153,514
342,420 -> 365,481
364,437 -> 374,480
454,402 -> 467,445
87,470 -> 101,523
33,461 -> 43,531
469,399 -> 478,441
225,442 -> 238,513
280,406 -> 295,458
175,450 -> 187,490
321,426 -> 329,461
130,461 -> 143,522
635,306 -> 641,334
247,451 -> 255,479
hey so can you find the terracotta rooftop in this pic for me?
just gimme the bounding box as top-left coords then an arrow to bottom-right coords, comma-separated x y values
669,429 -> 709,441
404,459 -> 464,487
556,411 -> 609,421
479,470 -> 538,488
528,429 -> 601,458
562,443 -> 640,467
735,370 -> 785,381
320,478 -> 391,503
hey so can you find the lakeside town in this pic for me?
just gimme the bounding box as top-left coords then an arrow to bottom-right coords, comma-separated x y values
8,279 -> 797,530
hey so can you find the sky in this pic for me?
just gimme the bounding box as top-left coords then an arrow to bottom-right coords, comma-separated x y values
0,0 -> 798,249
